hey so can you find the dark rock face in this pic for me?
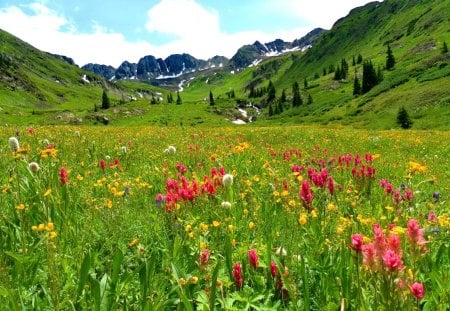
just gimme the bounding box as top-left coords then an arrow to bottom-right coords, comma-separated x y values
115,61 -> 137,79
82,63 -> 116,80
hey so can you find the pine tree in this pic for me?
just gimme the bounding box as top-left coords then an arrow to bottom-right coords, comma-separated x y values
442,41 -> 448,54
352,55 -> 356,66
167,92 -> 173,103
362,60 -> 378,93
304,78 -> 308,89
341,58 -> 349,79
377,65 -> 384,82
101,89 -> 110,109
353,75 -> 361,95
176,91 -> 182,105
267,80 -> 276,102
278,100 -> 284,113
397,106 -> 413,129
386,44 -> 395,70
307,94 -> 313,105
292,81 -> 302,107
268,103 -> 274,116
323,68 -> 327,76
357,54 -> 363,64
209,90 -> 215,106
280,89 -> 286,103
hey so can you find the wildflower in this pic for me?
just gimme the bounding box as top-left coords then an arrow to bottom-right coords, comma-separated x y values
128,238 -> 139,247
275,246 -> 287,256
99,159 -> 106,170
9,137 -> 20,152
15,204 -> 25,211
74,130 -> 80,137
200,249 -> 210,265
406,219 -> 427,247
248,221 -> 255,230
121,146 -> 127,153
28,162 -> 40,172
164,145 -> 176,154
270,261 -> 277,277
248,249 -> 259,269
233,263 -> 243,289
382,249 -> 404,270
44,189 -> 52,196
221,201 -> 231,208
299,213 -> 308,225
409,282 -> 425,300
49,231 -> 57,239
432,191 -> 439,202
179,278 -> 186,286
362,243 -> 377,269
45,222 -> 54,231
59,167 -> 69,185
350,234 -> 364,253
190,276 -> 199,284
222,174 -> 234,187
300,180 -> 313,206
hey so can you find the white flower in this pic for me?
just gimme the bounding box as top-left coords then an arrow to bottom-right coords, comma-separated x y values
121,146 -> 127,153
28,162 -> 40,172
275,247 -> 287,257
222,174 -> 234,187
164,145 -> 176,155
221,201 -> 232,208
8,137 -> 19,152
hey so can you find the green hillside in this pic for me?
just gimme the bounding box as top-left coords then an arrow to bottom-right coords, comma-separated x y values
1,0 -> 449,129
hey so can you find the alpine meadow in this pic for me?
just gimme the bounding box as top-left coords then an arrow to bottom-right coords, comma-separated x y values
0,0 -> 449,310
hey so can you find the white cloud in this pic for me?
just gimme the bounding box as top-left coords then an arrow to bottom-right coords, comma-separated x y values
275,0 -> 380,29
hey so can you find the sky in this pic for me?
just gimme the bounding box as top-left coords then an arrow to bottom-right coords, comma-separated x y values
0,0 -> 380,67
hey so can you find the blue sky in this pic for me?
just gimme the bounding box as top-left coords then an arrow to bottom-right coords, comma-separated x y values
0,0 -> 379,67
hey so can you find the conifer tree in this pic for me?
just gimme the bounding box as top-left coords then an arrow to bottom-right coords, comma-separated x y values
167,92 -> 174,103
176,91 -> 182,105
357,54 -> 363,64
304,78 -> 308,89
397,106 -> 413,129
352,55 -> 356,66
209,90 -> 215,106
307,94 -> 313,105
353,75 -> 361,96
267,80 -> 276,102
101,89 -> 110,109
268,103 -> 274,116
442,41 -> 448,54
280,89 -> 286,103
362,60 -> 378,93
292,81 -> 302,107
386,44 -> 395,70
278,100 -> 284,113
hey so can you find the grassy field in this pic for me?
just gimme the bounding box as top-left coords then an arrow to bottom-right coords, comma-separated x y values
1,125 -> 449,310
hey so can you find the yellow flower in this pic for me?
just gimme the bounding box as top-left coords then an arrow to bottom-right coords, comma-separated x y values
45,222 -> 54,231
44,189 -> 52,197
327,204 -> 336,212
281,190 -> 289,197
185,225 -> 192,232
179,278 -> 186,286
77,175 -> 84,181
15,204 -> 25,210
49,231 -> 57,239
38,224 -> 45,231
189,232 -> 194,238
408,161 -> 427,174
299,213 -> 308,225
200,242 -> 207,250
311,210 -> 318,218
190,276 -> 199,284
105,199 -> 113,209
31,225 -> 38,231
212,221 -> 220,227
385,206 -> 394,212
199,223 -> 209,232
248,221 -> 255,230
228,224 -> 234,232
363,236 -> 372,244
336,226 -> 344,235
128,238 -> 139,247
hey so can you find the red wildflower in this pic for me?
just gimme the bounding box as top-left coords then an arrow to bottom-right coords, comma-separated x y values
233,263 -> 243,289
300,180 -> 313,205
409,282 -> 425,300
59,166 -> 69,185
351,234 -> 364,253
406,219 -> 427,247
200,249 -> 210,265
99,159 -> 106,170
382,249 -> 404,271
270,261 -> 277,277
248,249 -> 259,269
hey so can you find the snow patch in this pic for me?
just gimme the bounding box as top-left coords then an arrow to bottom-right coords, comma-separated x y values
81,75 -> 90,83
248,59 -> 262,68
232,119 -> 246,125
230,70 -> 235,74
178,80 -> 185,92
219,63 -> 223,68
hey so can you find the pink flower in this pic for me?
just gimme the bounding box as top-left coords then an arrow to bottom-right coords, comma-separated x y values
300,180 -> 313,205
373,224 -> 386,256
407,219 -> 427,246
248,249 -> 259,269
99,159 -> 106,170
59,167 -> 69,185
382,249 -> 404,270
351,234 -> 364,253
404,189 -> 414,201
327,177 -> 335,195
233,263 -> 243,289
200,249 -> 210,265
270,261 -> 277,277
387,234 -> 402,256
362,243 -> 378,269
409,282 -> 425,299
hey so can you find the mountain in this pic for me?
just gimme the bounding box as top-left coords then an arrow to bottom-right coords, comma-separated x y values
82,29 -> 325,82
229,28 -> 326,69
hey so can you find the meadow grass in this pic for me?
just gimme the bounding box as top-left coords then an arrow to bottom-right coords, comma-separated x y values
0,125 -> 449,310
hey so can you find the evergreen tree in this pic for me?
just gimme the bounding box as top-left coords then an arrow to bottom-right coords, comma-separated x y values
353,75 -> 361,96
352,55 -> 356,66
362,60 -> 378,93
341,58 -> 349,79
377,65 -> 384,82
167,92 -> 174,103
278,100 -> 284,113
334,67 -> 342,80
386,44 -> 395,70
314,72 -> 320,79
328,64 -> 335,74
357,54 -> 363,64
442,41 -> 448,54
323,68 -> 327,76
249,85 -> 255,98
209,90 -> 215,106
150,95 -> 157,105
304,78 -> 308,89
268,103 -> 274,116
307,94 -> 313,105
292,81 -> 302,107
101,89 -> 110,109
176,91 -> 182,105
397,106 -> 413,129
267,80 -> 276,102
280,89 -> 287,103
